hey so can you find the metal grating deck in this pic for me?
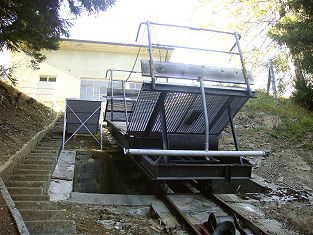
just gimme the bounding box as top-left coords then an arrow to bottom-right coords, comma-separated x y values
127,82 -> 254,136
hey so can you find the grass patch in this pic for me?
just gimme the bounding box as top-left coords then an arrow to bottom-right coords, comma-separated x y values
244,90 -> 313,139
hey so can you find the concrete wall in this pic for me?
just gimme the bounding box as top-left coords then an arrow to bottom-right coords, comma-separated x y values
11,40 -> 171,110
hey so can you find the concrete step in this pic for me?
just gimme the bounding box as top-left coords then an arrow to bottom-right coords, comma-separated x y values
7,187 -> 43,195
28,152 -> 58,157
19,209 -> 66,221
5,181 -> 47,188
13,174 -> 50,182
32,149 -> 59,153
34,146 -> 60,150
39,139 -> 61,143
15,201 -> 60,210
23,159 -> 55,165
11,194 -> 50,201
25,220 -> 76,234
25,157 -> 57,162
38,140 -> 61,144
15,169 -> 51,175
19,164 -> 54,171
26,156 -> 58,161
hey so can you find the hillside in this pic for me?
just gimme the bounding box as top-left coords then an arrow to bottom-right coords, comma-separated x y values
0,80 -> 56,165
227,92 -> 313,191
0,81 -> 313,234
219,92 -> 313,234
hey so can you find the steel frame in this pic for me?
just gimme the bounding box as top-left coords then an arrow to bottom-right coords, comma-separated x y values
104,21 -> 262,181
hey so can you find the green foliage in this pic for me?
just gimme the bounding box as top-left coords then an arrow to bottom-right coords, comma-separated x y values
245,90 -> 313,139
269,0 -> 313,109
293,74 -> 313,110
0,0 -> 115,82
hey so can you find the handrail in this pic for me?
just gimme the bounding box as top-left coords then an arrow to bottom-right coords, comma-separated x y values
135,21 -> 252,96
135,21 -> 237,42
104,68 -> 143,127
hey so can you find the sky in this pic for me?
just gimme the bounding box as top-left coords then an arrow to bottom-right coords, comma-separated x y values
63,0 -> 243,69
65,0 -> 201,43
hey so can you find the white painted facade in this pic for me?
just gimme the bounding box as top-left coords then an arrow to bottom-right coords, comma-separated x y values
11,39 -> 171,110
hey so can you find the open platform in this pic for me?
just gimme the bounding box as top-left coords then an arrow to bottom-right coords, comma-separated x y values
104,21 -> 265,181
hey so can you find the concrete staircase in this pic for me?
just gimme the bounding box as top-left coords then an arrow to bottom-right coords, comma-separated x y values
5,118 -> 78,234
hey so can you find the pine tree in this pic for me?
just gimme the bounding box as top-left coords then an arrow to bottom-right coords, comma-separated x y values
0,0 -> 116,83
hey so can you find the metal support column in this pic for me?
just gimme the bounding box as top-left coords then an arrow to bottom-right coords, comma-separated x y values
147,21 -> 156,89
100,104 -> 103,150
198,76 -> 209,151
227,106 -> 242,164
110,69 -> 114,120
122,81 -> 129,127
235,33 -> 252,97
160,94 -> 169,163
62,103 -> 67,149
227,106 -> 240,151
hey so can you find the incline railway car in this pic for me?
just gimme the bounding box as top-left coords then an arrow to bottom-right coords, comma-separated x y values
105,21 -> 267,181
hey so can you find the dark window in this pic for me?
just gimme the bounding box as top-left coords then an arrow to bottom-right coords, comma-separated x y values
40,75 -> 56,82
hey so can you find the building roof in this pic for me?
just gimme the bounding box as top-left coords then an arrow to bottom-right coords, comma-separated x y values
60,38 -> 173,56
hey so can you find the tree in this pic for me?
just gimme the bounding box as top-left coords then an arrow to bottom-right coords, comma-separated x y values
269,0 -> 313,109
0,0 -> 116,83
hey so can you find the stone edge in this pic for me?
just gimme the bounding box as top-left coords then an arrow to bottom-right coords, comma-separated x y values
0,177 -> 30,235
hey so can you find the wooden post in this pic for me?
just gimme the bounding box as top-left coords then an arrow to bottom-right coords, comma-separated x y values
14,92 -> 22,107
0,95 -> 3,106
267,59 -> 277,99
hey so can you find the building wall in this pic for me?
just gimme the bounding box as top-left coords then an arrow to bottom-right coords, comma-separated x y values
11,40 -> 166,110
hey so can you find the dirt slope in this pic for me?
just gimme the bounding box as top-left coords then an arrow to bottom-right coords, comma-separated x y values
0,80 -> 56,165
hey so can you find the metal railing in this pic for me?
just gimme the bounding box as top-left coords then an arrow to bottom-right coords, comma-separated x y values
104,69 -> 143,127
135,21 -> 252,96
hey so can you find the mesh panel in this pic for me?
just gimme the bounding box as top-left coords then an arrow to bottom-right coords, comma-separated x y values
210,96 -> 248,134
127,90 -> 161,132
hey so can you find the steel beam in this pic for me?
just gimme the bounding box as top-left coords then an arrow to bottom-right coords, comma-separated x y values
124,148 -> 267,157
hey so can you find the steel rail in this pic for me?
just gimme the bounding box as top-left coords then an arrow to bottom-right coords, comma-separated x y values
160,194 -> 202,235
191,181 -> 269,235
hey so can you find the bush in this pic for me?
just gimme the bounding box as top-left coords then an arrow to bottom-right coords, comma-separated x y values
292,75 -> 313,110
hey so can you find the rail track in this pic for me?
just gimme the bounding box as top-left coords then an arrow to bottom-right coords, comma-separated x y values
158,181 -> 269,235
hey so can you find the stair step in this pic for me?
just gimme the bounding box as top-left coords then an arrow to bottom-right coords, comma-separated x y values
15,169 -> 51,175
40,138 -> 61,142
32,149 -> 59,153
37,140 -> 60,144
7,187 -> 43,195
11,194 -> 50,201
13,174 -> 50,182
5,181 -> 47,188
34,146 -> 60,150
15,201 -> 60,210
20,209 -> 65,221
25,157 -> 57,162
26,156 -> 57,161
28,152 -> 58,157
25,220 -> 76,234
23,159 -> 55,165
19,164 -> 54,170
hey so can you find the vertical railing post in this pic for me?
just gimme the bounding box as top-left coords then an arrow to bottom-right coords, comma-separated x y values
100,103 -> 103,150
198,76 -> 209,151
110,70 -> 114,121
147,21 -> 156,89
160,93 -> 168,163
62,101 -> 67,149
235,32 -> 252,97
122,80 -> 129,127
